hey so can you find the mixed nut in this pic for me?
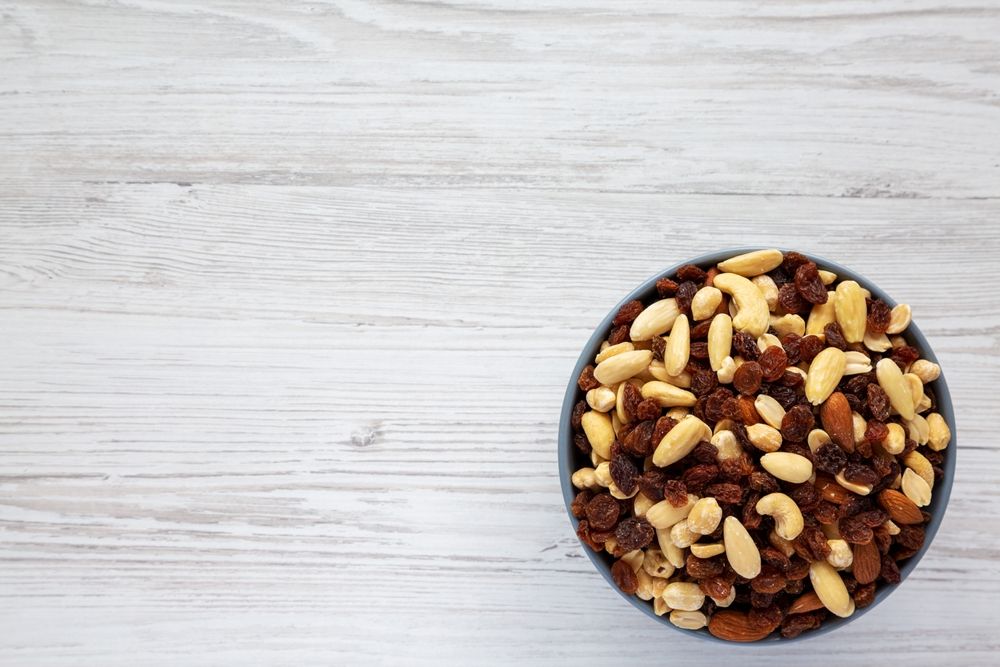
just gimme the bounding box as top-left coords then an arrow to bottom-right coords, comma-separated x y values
569,249 -> 950,641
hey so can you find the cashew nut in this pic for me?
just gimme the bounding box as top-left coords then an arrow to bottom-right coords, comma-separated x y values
755,492 -> 805,540
712,272 -> 770,337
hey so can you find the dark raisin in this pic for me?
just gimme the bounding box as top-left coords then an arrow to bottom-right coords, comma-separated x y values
799,335 -> 824,363
576,520 -> 602,551
789,483 -> 821,514
814,442 -> 847,475
733,361 -> 764,395
571,400 -> 586,430
891,345 -> 920,370
622,420 -> 654,457
760,547 -> 791,572
764,383 -> 800,410
854,583 -> 877,609
656,277 -> 679,297
650,335 -> 666,361
608,325 -> 630,345
677,264 -> 707,282
664,480 -> 689,507
691,368 -> 718,397
839,517 -> 874,545
748,604 -> 784,631
573,432 -> 591,454
794,525 -> 831,562
780,405 -> 814,442
705,482 -> 743,505
880,554 -> 901,584
637,470 -> 667,501
866,384 -> 891,421
691,440 -> 719,464
784,578 -> 805,595
720,454 -> 755,481
690,319 -> 713,340
577,365 -> 600,391
687,555 -> 724,579
758,346 -> 788,382
902,437 -> 918,455
622,382 -> 643,422
924,449 -> 944,465
866,299 -> 891,335
843,371 -> 874,396
699,576 -> 732,600
690,341 -> 710,360
856,509 -> 889,528
823,322 -> 847,350
704,388 -> 733,423
750,591 -> 775,609
781,333 -> 802,365
733,331 -> 760,361
585,494 -> 620,531
571,490 -> 592,519
612,300 -> 644,326
634,399 -> 660,422
786,557 -> 811,581
780,611 -> 823,638
611,559 -> 639,594
839,495 -> 870,518
778,282 -> 809,314
682,464 -> 719,494
615,516 -> 655,552
610,457 -> 640,496
874,526 -> 893,554
896,524 -> 926,551
782,251 -> 810,272
865,420 -> 888,444
794,262 -> 828,304
652,416 -> 677,444
742,492 -> 763,529
736,395 -> 759,424
845,393 -> 864,414
814,501 -> 840,525
749,471 -> 780,493
842,574 -> 859,594
780,369 -> 804,388
751,566 -> 787,595
676,281 -> 698,314
843,463 -> 878,486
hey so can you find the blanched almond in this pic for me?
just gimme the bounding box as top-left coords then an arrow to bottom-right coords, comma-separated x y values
809,560 -> 854,618
834,280 -> 866,343
594,350 -> 653,385
641,381 -> 697,407
760,452 -> 813,484
876,358 -> 915,420
581,411 -> 614,459
708,314 -> 733,371
723,516 -> 761,579
652,415 -> 712,467
629,299 -> 681,341
664,314 -> 690,376
806,348 -> 846,405
806,292 -> 837,336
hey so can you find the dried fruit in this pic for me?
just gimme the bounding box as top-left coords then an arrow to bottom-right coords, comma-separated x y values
691,368 -> 718,397
615,516 -> 655,552
677,264 -> 708,283
750,566 -> 787,594
822,322 -> 846,351
814,442 -> 847,475
578,365 -> 601,391
732,331 -> 760,361
586,493 -> 621,531
864,420 -> 888,444
843,463 -> 878,486
638,470 -> 668,502
656,277 -> 679,297
780,611 -> 823,638
734,361 -> 764,395
610,456 -> 640,496
853,582 -> 876,608
571,400 -> 586,430
622,419 -> 655,457
780,405 -> 814,442
749,471 -> 780,494
706,482 -> 743,505
651,416 -> 677,445
613,300 -> 644,326
676,281 -> 698,314
699,576 -> 733,600
747,604 -> 783,631
758,346 -> 788,382
664,480 -> 690,507
891,345 -> 920,370
608,325 -> 630,345
633,398 -> 661,421
611,558 -> 639,593
794,262 -> 828,304
571,490 -> 592,519
839,517 -> 874,545
867,299 -> 891,335
778,282 -> 809,314
880,554 -> 901,584
687,554 -> 725,579
866,383 -> 891,422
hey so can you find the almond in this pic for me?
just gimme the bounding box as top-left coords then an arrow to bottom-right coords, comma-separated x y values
805,347 -> 846,405
852,541 -> 881,585
788,591 -> 824,614
878,489 -> 924,525
814,474 -> 850,504
820,392 -> 854,453
707,610 -> 774,642
834,280 -> 867,343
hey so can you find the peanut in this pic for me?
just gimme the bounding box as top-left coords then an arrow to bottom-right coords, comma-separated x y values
663,582 -> 706,612
634,492 -> 656,517
843,350 -> 873,375
723,516 -> 761,578
652,415 -> 712,467
691,286 -> 723,321
710,429 -> 743,461
669,610 -> 708,630
687,497 -> 723,535
585,386 -> 616,412
594,461 -> 613,486
770,314 -> 805,338
818,269 -> 837,285
901,468 -> 932,507
654,597 -> 670,617
571,467 -> 601,490
760,452 -> 814,484
670,519 -> 700,549
910,359 -> 941,384
863,329 -> 892,353
629,299 -> 681,341
635,569 -> 656,600
713,272 -> 770,337
757,333 -> 782,352
905,414 -> 930,445
807,428 -> 831,454
805,347 -> 847,405
885,303 -> 912,334
581,410 -> 615,459
903,450 -> 934,489
621,549 -> 644,573
690,542 -> 725,558
927,412 -> 951,451
656,530 -> 687,568
904,373 -> 924,414
646,494 -> 698,529
642,548 -> 675,579
883,422 -> 906,455
834,471 -> 872,496
754,394 -> 786,429
746,423 -> 783,453
664,314 -> 691,376
876,358 -> 915,420
717,249 -> 784,277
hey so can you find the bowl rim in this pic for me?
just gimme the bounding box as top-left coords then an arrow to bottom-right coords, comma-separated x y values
558,246 -> 956,645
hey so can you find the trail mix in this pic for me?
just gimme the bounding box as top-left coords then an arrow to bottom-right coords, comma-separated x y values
569,249 -> 950,641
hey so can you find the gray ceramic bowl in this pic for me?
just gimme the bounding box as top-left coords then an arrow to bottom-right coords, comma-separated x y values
558,247 -> 956,643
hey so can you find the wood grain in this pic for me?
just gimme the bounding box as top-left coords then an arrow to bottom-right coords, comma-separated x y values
1,1 -> 999,665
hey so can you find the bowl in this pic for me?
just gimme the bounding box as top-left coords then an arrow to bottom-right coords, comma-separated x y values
558,247 -> 956,643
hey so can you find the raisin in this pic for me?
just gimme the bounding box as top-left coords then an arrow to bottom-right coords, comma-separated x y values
733,331 -> 760,361
933,466 -> 945,485
924,449 -> 944,465
576,520 -> 602,551
610,441 -> 626,460
880,555 -> 901,584
794,525 -> 831,561
676,281 -> 698,314
682,464 -> 719,494
610,456 -> 639,496
652,416 -> 677,445
634,398 -> 660,422
690,341 -> 710,360
764,384 -> 800,410
664,480 -> 689,507
873,526 -> 893,554
894,545 -> 920,561
742,493 -> 763,529
865,420 -> 888,444
573,432 -> 591,455
856,509 -> 889,528
748,604 -> 784,631
778,282 -> 809,314
794,262 -> 828,304
704,388 -> 733,423
749,471 -> 780,494
571,490 -> 592,519
839,517 -> 874,545
780,405 -> 814,442
781,333 -> 802,365
691,368 -> 718,397
854,583 -> 877,608
845,393 -> 864,414
842,574 -> 859,594
750,591 -> 775,609
902,437 -> 918,455
611,559 -> 639,594
896,524 -> 926,551
737,395 -> 759,424
784,578 -> 805,595
865,298 -> 891,335
751,566 -> 787,594
866,384 -> 891,422
687,555 -> 724,579
798,335 -> 824,363
780,611 -> 823,639
813,442 -> 847,475
656,277 -> 679,297
891,345 -> 920,370
814,501 -> 840,525
843,372 -> 874,396
839,495 -> 870,518
622,382 -> 643,422
612,300 -> 644,327
758,346 -> 788,382
690,319 -> 713,340
615,516 -> 655,552
733,361 -> 763,395
636,470 -> 666,502
786,557 -> 811,581
705,482 -> 743,505
571,400 -> 586,430
720,453 -> 754,481
780,369 -> 804,388
585,494 -> 620,531
782,251 -> 810,272
760,547 -> 791,572
650,335 -> 666,361
577,365 -> 601,391
691,440 -> 719,464
622,419 -> 655,457
609,325 -> 630,345
823,322 -> 847,350
699,576 -> 732,600
676,264 -> 707,282
843,463 -> 877,487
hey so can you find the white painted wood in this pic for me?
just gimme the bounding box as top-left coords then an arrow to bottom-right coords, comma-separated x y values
1,1 -> 998,665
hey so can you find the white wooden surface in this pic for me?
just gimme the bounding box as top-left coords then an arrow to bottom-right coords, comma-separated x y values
1,1 -> 999,665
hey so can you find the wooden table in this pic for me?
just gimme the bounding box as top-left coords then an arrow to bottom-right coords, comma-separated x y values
2,2 -> 998,664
